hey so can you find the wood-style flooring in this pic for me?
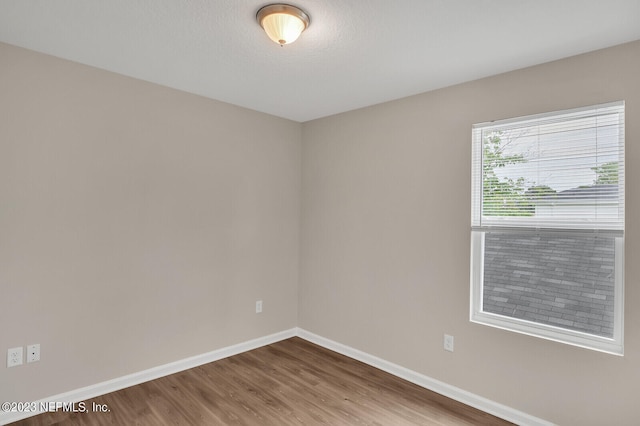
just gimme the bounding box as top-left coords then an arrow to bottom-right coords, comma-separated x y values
12,337 -> 513,425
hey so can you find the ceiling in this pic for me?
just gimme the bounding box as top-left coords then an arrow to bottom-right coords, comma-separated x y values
1,1 -> 639,122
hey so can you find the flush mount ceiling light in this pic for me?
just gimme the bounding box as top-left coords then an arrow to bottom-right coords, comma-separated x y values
256,4 -> 310,46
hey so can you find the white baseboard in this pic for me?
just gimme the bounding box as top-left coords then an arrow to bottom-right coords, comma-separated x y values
296,328 -> 554,426
1,327 -> 552,426
0,328 -> 296,425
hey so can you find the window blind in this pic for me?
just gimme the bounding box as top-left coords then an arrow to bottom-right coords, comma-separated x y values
471,101 -> 625,231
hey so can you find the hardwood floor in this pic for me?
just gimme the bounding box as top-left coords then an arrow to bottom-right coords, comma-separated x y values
12,337 -> 513,425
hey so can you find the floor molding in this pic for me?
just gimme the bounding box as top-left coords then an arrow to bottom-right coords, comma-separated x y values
296,328 -> 554,426
2,327 -> 553,426
0,329 -> 296,425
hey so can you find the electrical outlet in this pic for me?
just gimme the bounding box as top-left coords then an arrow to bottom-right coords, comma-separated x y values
27,344 -> 40,363
7,347 -> 23,368
444,334 -> 454,352
256,300 -> 263,313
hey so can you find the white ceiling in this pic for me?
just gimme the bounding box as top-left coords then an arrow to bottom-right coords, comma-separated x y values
1,1 -> 639,122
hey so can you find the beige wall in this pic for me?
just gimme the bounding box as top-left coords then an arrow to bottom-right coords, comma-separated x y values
3,38 -> 640,425
300,40 -> 640,425
0,42 -> 301,402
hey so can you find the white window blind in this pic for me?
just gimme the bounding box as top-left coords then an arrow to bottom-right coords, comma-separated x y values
472,101 -> 625,232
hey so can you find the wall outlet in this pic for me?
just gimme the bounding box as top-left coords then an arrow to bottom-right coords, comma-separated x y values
256,300 -> 263,313
444,334 -> 454,352
27,344 -> 40,363
7,347 -> 23,367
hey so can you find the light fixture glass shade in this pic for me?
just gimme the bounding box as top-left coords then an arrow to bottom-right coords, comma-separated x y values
257,4 -> 310,46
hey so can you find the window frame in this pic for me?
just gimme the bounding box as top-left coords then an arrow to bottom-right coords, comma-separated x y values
469,102 -> 625,355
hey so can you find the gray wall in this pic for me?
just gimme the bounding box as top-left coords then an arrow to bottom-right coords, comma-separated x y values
0,42 -> 301,402
299,40 -> 640,425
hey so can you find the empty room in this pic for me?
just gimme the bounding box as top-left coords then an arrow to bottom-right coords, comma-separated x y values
1,1 -> 639,425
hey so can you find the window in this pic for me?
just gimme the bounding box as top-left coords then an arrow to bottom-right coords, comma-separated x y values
470,101 -> 625,355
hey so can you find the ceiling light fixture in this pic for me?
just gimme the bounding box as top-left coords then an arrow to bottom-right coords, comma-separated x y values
256,4 -> 310,46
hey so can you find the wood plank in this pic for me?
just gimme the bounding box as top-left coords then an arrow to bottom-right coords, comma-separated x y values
11,337 -> 513,425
